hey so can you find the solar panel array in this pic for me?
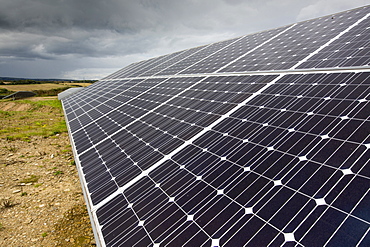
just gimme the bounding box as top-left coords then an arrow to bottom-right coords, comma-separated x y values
61,5 -> 370,247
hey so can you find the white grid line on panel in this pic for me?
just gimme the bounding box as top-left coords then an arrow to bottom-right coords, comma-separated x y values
68,81 -> 366,241
221,101 -> 368,182
76,87 -> 264,187
61,7 -> 370,246
102,214 -> 140,246
65,79 -> 147,123
323,189 -> 370,246
91,74 -> 286,212
76,99 -> 228,204
61,100 -> 105,246
214,24 -> 297,73
95,187 -> 150,246
99,66 -> 370,82
169,141 -> 368,246
76,77 -> 207,156
108,59 -> 160,80
172,36 -> 246,75
134,49 -> 203,78
101,65 -> 133,80
73,75 -> 370,210
85,72 -> 368,222
149,43 -> 219,77
212,95 -> 368,244
291,13 -> 370,70
206,122 -> 368,222
358,225 -> 370,247
86,94 -> 368,245
89,98 -> 364,245
239,73 -> 369,133
105,83 -> 242,108
227,109 -> 368,153
92,7 -> 369,82
294,184 -> 369,246
186,145 -> 366,244
142,45 -> 221,77
180,30 -> 286,75
109,51 -> 184,80
66,78 -> 163,122
191,126 -> 363,215
131,50 -> 191,78
145,158 -> 295,246
70,80 -> 165,124
104,173 -> 211,246
267,172 -> 370,245
144,181 -> 214,245
137,76 -> 368,243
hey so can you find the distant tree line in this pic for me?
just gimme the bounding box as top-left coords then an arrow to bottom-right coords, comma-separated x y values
0,79 -> 42,85
73,80 -> 98,84
0,79 -> 97,85
0,88 -> 11,94
34,87 -> 73,97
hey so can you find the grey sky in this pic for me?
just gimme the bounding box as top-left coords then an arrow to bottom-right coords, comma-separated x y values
0,0 -> 368,79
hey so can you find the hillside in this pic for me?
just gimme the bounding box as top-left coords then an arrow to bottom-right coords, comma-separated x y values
0,77 -> 74,82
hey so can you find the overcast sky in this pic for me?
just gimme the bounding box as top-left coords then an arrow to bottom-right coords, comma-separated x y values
0,0 -> 368,80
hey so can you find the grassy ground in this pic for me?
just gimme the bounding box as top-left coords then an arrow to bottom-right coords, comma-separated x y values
0,99 -> 67,141
0,97 -> 95,246
0,83 -> 92,98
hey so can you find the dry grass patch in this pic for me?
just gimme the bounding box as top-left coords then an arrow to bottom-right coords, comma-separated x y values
0,84 -> 67,91
0,99 -> 67,141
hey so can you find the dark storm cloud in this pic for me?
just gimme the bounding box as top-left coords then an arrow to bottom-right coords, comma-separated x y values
0,0 -> 229,63
0,0 -> 304,59
0,0 -> 170,57
0,0 -> 368,79
0,0 -> 215,34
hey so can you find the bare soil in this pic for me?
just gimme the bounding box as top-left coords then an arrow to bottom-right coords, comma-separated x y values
0,102 -> 33,111
0,97 -> 59,111
0,100 -> 95,246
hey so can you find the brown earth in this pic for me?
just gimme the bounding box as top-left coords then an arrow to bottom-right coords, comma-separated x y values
0,100 -> 95,246
0,97 -> 58,111
0,102 -> 33,111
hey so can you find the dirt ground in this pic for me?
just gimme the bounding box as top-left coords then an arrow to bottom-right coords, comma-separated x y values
0,99 -> 95,246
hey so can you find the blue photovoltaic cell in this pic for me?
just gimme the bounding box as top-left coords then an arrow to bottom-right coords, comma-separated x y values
61,5 -> 370,247
154,37 -> 242,76
126,51 -> 190,78
219,5 -> 370,73
128,47 -> 206,78
64,75 -> 277,205
179,26 -> 287,75
297,8 -> 370,69
88,72 -> 370,246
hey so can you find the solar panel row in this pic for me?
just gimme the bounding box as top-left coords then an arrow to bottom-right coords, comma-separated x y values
102,5 -> 369,81
64,75 -> 280,205
61,5 -> 370,247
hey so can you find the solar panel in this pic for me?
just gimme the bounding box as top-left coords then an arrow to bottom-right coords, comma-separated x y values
62,5 -> 370,247
219,5 -> 370,73
297,13 -> 370,69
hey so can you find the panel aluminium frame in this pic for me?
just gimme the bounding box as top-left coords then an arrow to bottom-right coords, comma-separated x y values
62,99 -> 104,246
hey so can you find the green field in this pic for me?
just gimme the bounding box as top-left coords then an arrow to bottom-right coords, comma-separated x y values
0,99 -> 67,141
